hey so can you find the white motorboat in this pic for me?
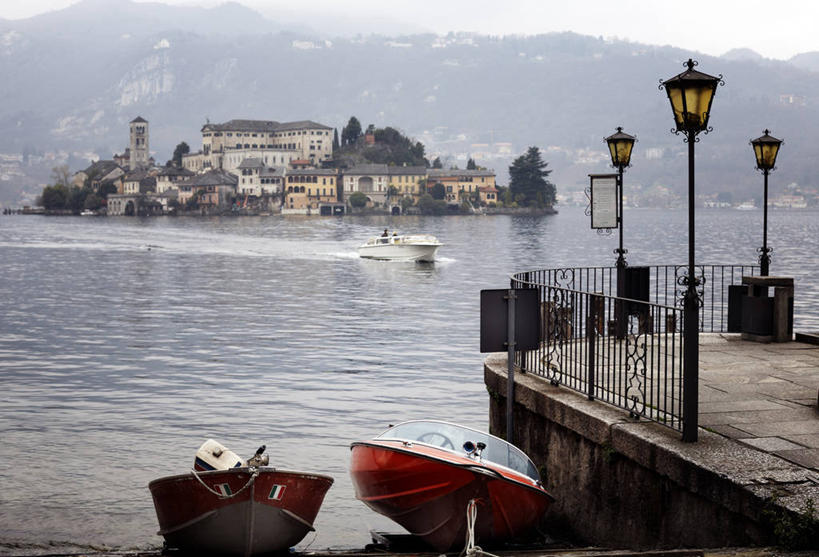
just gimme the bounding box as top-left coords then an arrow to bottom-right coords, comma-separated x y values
357,234 -> 442,262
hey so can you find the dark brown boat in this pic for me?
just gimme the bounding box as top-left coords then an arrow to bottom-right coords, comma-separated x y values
149,441 -> 333,557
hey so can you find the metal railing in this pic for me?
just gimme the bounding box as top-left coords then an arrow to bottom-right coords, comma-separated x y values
522,264 -> 758,332
510,264 -> 757,432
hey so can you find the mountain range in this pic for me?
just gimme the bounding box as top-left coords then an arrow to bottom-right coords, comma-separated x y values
3,0 -> 819,206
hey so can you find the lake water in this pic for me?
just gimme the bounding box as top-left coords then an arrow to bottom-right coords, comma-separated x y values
1,207 -> 818,554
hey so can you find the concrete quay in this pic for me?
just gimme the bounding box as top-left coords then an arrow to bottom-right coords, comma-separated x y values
484,334 -> 819,551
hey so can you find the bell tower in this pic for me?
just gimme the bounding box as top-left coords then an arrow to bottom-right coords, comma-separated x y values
129,116 -> 149,170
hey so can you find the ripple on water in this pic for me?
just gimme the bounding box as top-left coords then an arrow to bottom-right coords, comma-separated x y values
1,210 -> 819,551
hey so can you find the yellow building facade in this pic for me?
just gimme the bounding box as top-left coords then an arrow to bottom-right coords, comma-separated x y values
284,169 -> 338,211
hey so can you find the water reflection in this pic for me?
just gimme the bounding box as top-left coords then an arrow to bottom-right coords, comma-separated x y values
0,208 -> 817,553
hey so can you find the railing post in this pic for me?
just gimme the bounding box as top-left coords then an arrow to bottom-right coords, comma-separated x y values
587,292 -> 600,400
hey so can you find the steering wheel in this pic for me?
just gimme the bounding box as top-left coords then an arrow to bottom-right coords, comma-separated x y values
416,432 -> 454,450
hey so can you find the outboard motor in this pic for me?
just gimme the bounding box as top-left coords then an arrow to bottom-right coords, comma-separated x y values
195,439 -> 246,471
247,445 -> 269,468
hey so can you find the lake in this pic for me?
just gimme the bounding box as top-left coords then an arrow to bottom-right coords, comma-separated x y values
1,207 -> 817,553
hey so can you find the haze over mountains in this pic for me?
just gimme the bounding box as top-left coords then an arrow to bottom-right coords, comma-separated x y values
3,0 -> 819,205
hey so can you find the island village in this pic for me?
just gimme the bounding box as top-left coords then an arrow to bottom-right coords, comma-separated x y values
62,116 -> 501,217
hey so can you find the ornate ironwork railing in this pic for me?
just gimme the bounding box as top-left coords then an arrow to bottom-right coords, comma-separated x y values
521,264 -> 758,332
510,264 -> 757,432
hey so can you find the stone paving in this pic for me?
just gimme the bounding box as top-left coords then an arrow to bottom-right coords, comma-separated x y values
698,334 -> 819,472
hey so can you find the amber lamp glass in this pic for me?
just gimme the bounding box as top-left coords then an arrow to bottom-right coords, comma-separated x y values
662,59 -> 721,133
751,129 -> 782,171
605,127 -> 636,168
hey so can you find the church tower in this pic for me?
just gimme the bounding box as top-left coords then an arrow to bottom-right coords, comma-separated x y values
129,116 -> 149,170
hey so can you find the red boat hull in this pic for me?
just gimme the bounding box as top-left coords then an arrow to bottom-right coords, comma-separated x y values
350,441 -> 552,551
149,468 -> 333,557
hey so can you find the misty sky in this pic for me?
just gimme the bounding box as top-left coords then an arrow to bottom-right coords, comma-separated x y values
1,0 -> 818,61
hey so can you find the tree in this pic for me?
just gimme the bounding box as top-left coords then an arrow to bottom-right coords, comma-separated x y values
418,193 -> 447,215
717,191 -> 733,204
67,186 -> 89,214
172,142 -> 190,167
432,157 -> 443,169
467,158 -> 477,170
185,190 -> 201,210
341,117 -> 362,146
430,182 -> 446,200
84,167 -> 101,190
83,193 -> 103,211
98,181 -> 118,197
51,165 -> 71,188
508,146 -> 556,207
333,128 -> 340,151
348,191 -> 368,208
411,141 -> 425,161
41,184 -> 68,210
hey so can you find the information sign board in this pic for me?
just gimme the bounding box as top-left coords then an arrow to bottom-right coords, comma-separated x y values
590,174 -> 619,229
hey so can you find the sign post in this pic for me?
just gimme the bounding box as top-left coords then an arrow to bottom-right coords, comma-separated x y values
480,288 -> 540,445
589,173 -> 619,230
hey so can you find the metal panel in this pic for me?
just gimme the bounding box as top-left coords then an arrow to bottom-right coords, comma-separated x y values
727,285 -> 744,332
741,295 -> 773,335
480,289 -> 540,353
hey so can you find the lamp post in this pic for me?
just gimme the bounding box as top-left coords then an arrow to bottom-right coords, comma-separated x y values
605,127 -> 636,339
661,59 -> 723,442
750,130 -> 783,276
605,127 -> 636,272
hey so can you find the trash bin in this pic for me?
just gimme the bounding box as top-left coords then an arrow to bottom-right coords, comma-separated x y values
740,276 -> 794,342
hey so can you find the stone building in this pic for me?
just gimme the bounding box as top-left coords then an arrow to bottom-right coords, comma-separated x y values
155,166 -> 194,194
388,166 -> 427,199
123,170 -> 156,195
72,160 -> 125,191
187,119 -> 333,173
283,168 -> 338,214
129,116 -> 150,170
177,169 -> 238,209
342,164 -> 390,205
427,168 -> 496,204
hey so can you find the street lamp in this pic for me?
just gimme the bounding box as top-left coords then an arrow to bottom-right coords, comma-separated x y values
605,127 -> 636,272
605,127 -> 636,340
750,129 -> 783,276
661,58 -> 723,442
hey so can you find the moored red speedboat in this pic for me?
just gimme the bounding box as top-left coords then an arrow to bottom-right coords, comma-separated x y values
349,420 -> 553,551
149,440 -> 333,557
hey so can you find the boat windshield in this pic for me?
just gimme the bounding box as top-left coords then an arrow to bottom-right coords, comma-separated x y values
376,420 -> 540,482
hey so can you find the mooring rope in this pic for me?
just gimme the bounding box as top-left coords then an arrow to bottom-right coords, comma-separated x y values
190,467 -> 259,499
460,499 -> 501,557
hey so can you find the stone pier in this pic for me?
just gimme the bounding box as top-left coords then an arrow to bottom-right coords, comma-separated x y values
484,334 -> 819,550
